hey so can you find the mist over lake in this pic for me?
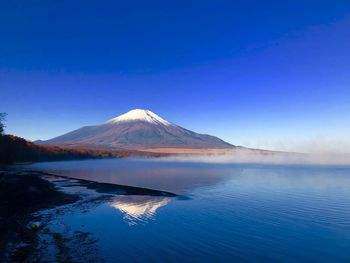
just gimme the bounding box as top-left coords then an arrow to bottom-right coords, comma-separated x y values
24,159 -> 350,262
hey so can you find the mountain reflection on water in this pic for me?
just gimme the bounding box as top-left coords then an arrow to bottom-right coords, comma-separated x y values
111,196 -> 172,224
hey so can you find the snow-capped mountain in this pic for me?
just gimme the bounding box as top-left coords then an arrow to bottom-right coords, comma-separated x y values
40,109 -> 234,149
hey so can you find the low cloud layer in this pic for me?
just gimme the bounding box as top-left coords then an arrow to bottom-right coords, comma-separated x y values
158,150 -> 350,166
242,138 -> 350,154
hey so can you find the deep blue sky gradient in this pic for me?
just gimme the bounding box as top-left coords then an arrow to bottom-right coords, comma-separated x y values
1,1 -> 350,151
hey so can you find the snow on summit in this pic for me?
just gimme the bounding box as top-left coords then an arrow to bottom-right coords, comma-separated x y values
106,109 -> 172,126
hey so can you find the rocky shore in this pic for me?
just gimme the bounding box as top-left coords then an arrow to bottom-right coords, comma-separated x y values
0,168 -> 177,262
0,169 -> 79,261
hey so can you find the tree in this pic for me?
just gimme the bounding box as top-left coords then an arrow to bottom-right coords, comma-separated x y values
0,112 -> 7,135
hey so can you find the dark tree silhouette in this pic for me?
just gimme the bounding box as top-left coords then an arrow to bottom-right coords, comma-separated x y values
0,112 -> 6,135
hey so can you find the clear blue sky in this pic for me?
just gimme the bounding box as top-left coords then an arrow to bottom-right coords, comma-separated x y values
1,1 -> 350,152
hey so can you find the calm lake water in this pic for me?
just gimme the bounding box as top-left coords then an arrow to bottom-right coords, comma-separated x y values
27,159 -> 350,262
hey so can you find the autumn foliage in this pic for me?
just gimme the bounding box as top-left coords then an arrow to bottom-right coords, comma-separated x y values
0,134 -> 162,164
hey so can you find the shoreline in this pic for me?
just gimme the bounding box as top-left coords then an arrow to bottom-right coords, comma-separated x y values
33,170 -> 177,197
0,170 -> 79,261
0,168 -> 177,261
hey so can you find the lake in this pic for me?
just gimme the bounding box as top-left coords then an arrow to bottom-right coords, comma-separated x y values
26,159 -> 350,262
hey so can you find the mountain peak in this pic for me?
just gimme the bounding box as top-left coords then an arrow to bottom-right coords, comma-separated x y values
106,109 -> 172,126
42,109 -> 234,149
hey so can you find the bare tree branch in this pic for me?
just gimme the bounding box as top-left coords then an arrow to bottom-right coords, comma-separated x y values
0,112 -> 7,135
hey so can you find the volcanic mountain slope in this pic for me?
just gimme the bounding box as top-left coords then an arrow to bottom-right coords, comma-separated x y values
40,109 -> 234,149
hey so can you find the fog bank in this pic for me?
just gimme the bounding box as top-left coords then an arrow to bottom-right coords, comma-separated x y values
157,151 -> 350,166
